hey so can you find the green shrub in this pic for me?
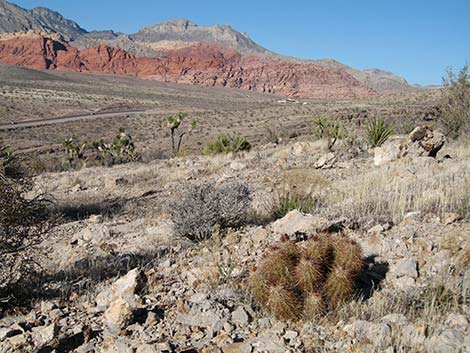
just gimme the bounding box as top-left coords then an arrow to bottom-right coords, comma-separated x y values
203,134 -> 252,155
92,127 -> 140,166
62,136 -> 87,170
312,117 -> 345,150
0,138 -> 22,178
170,182 -> 252,242
270,191 -> 316,220
367,118 -> 394,147
249,233 -> 364,321
440,65 -> 470,139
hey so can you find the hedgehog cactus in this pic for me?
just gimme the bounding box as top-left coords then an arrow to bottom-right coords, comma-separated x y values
249,233 -> 364,321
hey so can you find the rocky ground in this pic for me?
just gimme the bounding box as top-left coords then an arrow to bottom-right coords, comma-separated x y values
1,128 -> 470,353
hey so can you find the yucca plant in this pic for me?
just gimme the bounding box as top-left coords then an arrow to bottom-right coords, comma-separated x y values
203,134 -> 252,155
367,118 -> 394,147
312,117 -> 346,151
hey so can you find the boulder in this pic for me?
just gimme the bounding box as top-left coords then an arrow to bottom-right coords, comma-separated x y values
374,136 -> 409,166
374,126 -> 445,166
271,210 -> 327,236
96,269 -> 147,309
103,297 -> 135,332
409,126 -> 445,157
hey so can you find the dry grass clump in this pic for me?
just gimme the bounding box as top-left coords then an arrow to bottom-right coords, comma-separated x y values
317,158 -> 470,224
333,274 -> 469,352
249,233 -> 364,321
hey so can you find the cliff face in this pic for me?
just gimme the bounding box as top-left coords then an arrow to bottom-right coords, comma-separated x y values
0,35 -> 376,99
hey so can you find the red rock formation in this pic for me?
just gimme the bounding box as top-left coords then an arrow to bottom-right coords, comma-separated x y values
0,35 -> 376,99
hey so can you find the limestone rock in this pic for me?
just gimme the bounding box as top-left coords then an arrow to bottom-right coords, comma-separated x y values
96,269 -> 147,309
271,210 -> 327,236
314,152 -> 336,169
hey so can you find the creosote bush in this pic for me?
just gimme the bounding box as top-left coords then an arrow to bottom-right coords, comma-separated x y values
440,65 -> 470,139
249,233 -> 364,321
170,182 -> 252,242
0,172 -> 50,302
203,134 -> 252,155
367,117 -> 394,147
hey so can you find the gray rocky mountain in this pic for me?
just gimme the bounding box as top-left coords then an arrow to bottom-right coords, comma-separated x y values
0,0 -> 85,40
0,0 -> 415,92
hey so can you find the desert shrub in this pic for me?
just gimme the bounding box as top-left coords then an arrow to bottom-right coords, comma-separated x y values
170,182 -> 252,241
0,138 -> 25,179
264,124 -> 285,144
249,233 -> 364,321
270,191 -> 316,220
0,177 -> 50,302
92,127 -> 140,166
62,136 -> 87,170
440,65 -> 470,139
312,117 -> 346,150
367,117 -> 394,147
203,134 -> 252,155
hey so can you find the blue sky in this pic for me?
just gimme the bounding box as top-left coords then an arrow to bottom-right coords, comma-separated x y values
13,0 -> 470,85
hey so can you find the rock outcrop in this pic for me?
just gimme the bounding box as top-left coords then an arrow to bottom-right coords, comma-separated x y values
374,126 -> 446,166
0,34 -> 376,99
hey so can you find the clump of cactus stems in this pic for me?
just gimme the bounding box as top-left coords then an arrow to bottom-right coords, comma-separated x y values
63,136 -> 87,169
249,233 -> 364,321
92,127 -> 139,165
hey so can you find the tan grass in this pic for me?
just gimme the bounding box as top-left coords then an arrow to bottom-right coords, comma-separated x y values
315,158 -> 470,224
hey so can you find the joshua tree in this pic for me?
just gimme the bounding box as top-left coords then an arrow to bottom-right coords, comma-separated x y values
167,112 -> 197,154
62,136 -> 87,170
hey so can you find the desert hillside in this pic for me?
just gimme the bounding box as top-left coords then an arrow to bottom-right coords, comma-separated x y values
0,1 -> 468,352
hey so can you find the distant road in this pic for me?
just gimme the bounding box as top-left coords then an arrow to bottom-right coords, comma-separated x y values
0,109 -> 148,130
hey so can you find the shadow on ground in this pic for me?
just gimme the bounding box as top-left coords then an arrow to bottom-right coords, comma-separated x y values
356,255 -> 390,301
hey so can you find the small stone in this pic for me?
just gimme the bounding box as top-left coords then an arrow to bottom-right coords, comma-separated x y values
230,161 -> 247,171
368,224 -> 385,234
284,330 -> 298,340
145,311 -> 158,326
96,269 -> 147,309
189,293 -> 208,304
380,313 -> 408,326
445,314 -> 468,328
231,307 -> 249,325
344,320 -> 392,348
223,322 -> 234,333
442,213 -> 462,225
222,342 -> 252,353
425,329 -> 465,353
271,210 -> 327,236
314,152 -> 336,169
251,227 -> 268,245
214,333 -> 233,347
0,326 -> 22,341
393,258 -> 418,278
31,323 -> 59,350
103,297 -> 135,332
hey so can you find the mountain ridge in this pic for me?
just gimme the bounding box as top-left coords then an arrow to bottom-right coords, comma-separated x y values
0,33 -> 376,99
0,0 -> 416,93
